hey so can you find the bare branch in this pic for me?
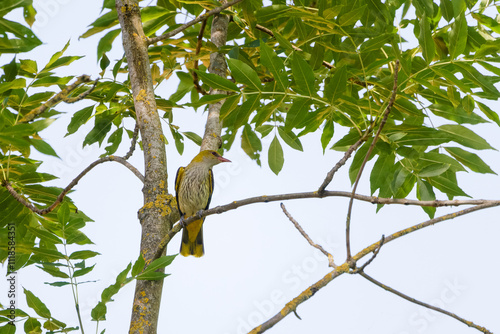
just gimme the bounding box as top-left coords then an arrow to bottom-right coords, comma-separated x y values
359,272 -> 493,334
317,137 -> 366,194
124,123 -> 140,160
280,203 -> 335,267
63,78 -> 99,103
147,0 -> 243,45
19,75 -> 93,123
352,235 -> 385,272
346,60 -> 399,260
248,203 -> 497,333
200,6 -> 231,151
248,263 -> 349,334
193,17 -> 208,96
155,189 -> 500,258
2,155 -> 144,215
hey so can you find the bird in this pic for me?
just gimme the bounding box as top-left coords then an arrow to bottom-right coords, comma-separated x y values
175,150 -> 231,257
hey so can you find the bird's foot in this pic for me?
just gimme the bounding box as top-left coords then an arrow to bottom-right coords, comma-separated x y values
179,216 -> 186,228
196,210 -> 204,219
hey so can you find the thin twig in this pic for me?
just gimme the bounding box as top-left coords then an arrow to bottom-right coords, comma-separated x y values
2,156 -> 144,215
359,272 -> 493,334
346,60 -> 399,261
352,235 -> 384,272
248,202 -> 498,334
193,18 -> 208,95
280,203 -> 335,267
154,189 -> 500,259
317,136 -> 366,194
147,0 -> 243,45
63,78 -> 99,103
124,123 -> 140,160
19,75 -> 93,123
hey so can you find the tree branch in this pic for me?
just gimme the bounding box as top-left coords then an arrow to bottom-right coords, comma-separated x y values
346,60 -> 399,260
199,4 -> 231,151
155,188 -> 500,258
147,0 -> 243,45
359,272 -> 493,334
248,202 -> 498,333
19,75 -> 93,123
192,17 -> 208,96
2,155 -> 144,215
124,123 -> 140,160
62,78 -> 99,103
280,203 -> 335,267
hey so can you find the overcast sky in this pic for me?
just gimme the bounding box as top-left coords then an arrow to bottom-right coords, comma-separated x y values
2,1 -> 500,334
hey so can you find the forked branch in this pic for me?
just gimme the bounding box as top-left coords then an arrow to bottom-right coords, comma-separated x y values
147,0 -> 243,45
247,202 -> 497,334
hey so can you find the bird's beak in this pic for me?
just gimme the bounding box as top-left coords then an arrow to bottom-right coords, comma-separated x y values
218,156 -> 231,163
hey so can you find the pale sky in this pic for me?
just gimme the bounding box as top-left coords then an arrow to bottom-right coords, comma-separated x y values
2,1 -> 500,334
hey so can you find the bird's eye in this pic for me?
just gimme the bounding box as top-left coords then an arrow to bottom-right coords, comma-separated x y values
211,151 -> 218,156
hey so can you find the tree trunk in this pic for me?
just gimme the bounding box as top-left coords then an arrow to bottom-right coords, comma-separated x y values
115,1 -> 177,333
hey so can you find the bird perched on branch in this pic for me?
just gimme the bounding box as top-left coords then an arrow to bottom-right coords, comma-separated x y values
175,150 -> 231,257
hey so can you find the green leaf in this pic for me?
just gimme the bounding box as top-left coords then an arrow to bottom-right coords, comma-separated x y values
27,227 -> 63,244
194,70 -> 239,92
476,101 -> 500,127
30,139 -> 59,158
241,124 -> 262,164
132,253 -> 146,277
252,95 -> 285,127
278,127 -> 303,151
66,106 -> 94,136
260,42 -> 288,91
83,114 -> 114,147
339,5 -> 367,25
24,317 -> 42,334
42,56 -> 82,74
440,0 -> 454,21
418,163 -> 450,177
427,170 -> 469,197
370,153 -> 396,195
183,131 -> 202,146
37,264 -> 69,279
324,66 -> 347,104
320,119 -> 334,153
428,103 -> 486,124
0,78 -> 26,94
136,255 -> 176,280
290,53 -> 315,96
227,58 -> 262,91
31,75 -> 72,87
472,12 -> 500,33
449,13 -> 467,59
455,62 -> 500,98
233,93 -> 261,129
45,281 -> 71,287
169,71 -> 194,103
438,124 -> 494,150
309,42 -> 325,70
268,135 -> 284,175
220,94 -> 241,119
57,202 -> 70,225
105,127 -> 123,155
69,250 -> 100,260
418,14 -> 435,63
416,179 -> 436,218
24,288 -> 51,318
91,302 -> 107,321
391,167 -> 417,198
20,59 -> 37,74
73,264 -> 96,278
445,147 -> 496,174
284,98 -> 312,130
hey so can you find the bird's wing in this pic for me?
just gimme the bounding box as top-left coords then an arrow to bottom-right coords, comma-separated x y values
175,166 -> 185,215
205,169 -> 214,210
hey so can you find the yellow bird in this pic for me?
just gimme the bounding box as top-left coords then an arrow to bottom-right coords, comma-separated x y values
175,150 -> 231,257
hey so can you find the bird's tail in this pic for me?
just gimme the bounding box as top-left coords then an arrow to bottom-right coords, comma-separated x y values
180,219 -> 204,257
